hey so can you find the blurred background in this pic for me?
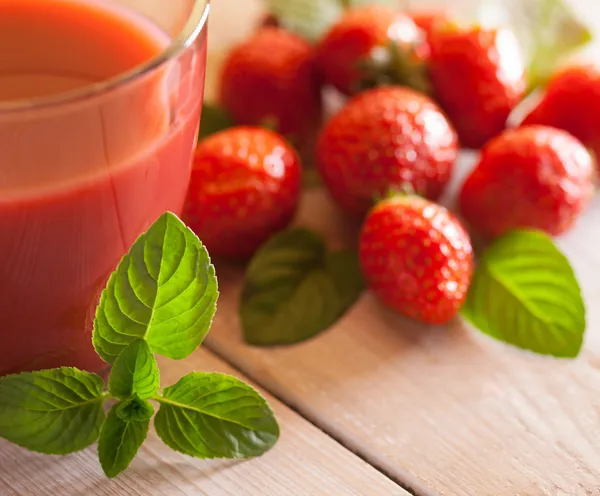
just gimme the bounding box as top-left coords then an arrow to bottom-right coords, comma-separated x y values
206,0 -> 600,101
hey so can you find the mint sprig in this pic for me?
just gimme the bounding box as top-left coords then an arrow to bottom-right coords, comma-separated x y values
462,230 -> 586,358
0,212 -> 279,478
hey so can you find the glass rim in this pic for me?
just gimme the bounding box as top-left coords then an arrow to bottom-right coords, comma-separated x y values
0,0 -> 210,115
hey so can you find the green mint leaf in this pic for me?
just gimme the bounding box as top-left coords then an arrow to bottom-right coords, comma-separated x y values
525,0 -> 592,91
264,0 -> 399,42
461,230 -> 586,358
93,212 -> 218,364
108,340 -> 159,400
155,372 -> 279,458
476,0 -> 592,91
199,103 -> 234,140
240,228 -> 364,346
0,368 -> 105,454
116,394 -> 155,422
98,399 -> 151,478
264,0 -> 341,42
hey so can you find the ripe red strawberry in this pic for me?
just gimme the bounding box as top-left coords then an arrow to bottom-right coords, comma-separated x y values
219,27 -> 322,149
315,5 -> 430,96
182,127 -> 302,260
459,125 -> 595,238
408,10 -> 451,41
317,86 -> 458,216
429,26 -> 526,149
521,65 -> 600,161
359,195 -> 474,324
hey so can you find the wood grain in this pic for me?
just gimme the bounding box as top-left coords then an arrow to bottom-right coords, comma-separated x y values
203,1 -> 600,495
0,349 -> 407,496
208,190 -> 600,496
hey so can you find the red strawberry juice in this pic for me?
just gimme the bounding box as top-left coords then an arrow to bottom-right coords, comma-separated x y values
0,0 -> 207,374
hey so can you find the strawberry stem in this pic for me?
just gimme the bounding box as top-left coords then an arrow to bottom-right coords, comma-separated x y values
354,42 -> 432,96
372,184 -> 418,207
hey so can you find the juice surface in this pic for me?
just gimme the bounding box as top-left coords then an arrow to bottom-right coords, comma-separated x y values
0,0 -> 206,374
0,0 -> 163,100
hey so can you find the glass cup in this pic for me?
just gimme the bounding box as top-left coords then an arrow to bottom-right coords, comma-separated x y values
0,0 -> 209,375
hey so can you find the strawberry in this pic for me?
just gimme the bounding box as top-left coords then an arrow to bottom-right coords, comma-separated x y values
408,10 -> 451,41
359,195 -> 474,324
316,86 -> 458,216
459,125 -> 595,239
429,26 -> 526,149
219,27 -> 322,149
182,127 -> 302,260
521,65 -> 600,161
315,5 -> 430,96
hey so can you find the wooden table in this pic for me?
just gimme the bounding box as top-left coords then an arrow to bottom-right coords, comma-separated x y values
3,1 -> 600,495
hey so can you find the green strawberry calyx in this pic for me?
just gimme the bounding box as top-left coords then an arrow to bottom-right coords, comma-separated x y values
370,185 -> 422,213
354,41 -> 432,96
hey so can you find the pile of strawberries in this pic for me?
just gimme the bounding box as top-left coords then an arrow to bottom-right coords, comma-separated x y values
183,4 -> 597,326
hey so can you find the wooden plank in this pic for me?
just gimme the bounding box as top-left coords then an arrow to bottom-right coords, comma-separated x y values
208,190 -> 600,496
203,0 -> 600,494
0,349 -> 407,496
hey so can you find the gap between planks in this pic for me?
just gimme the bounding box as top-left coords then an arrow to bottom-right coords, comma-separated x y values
0,347 -> 410,496
206,340 -> 437,496
204,188 -> 600,496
